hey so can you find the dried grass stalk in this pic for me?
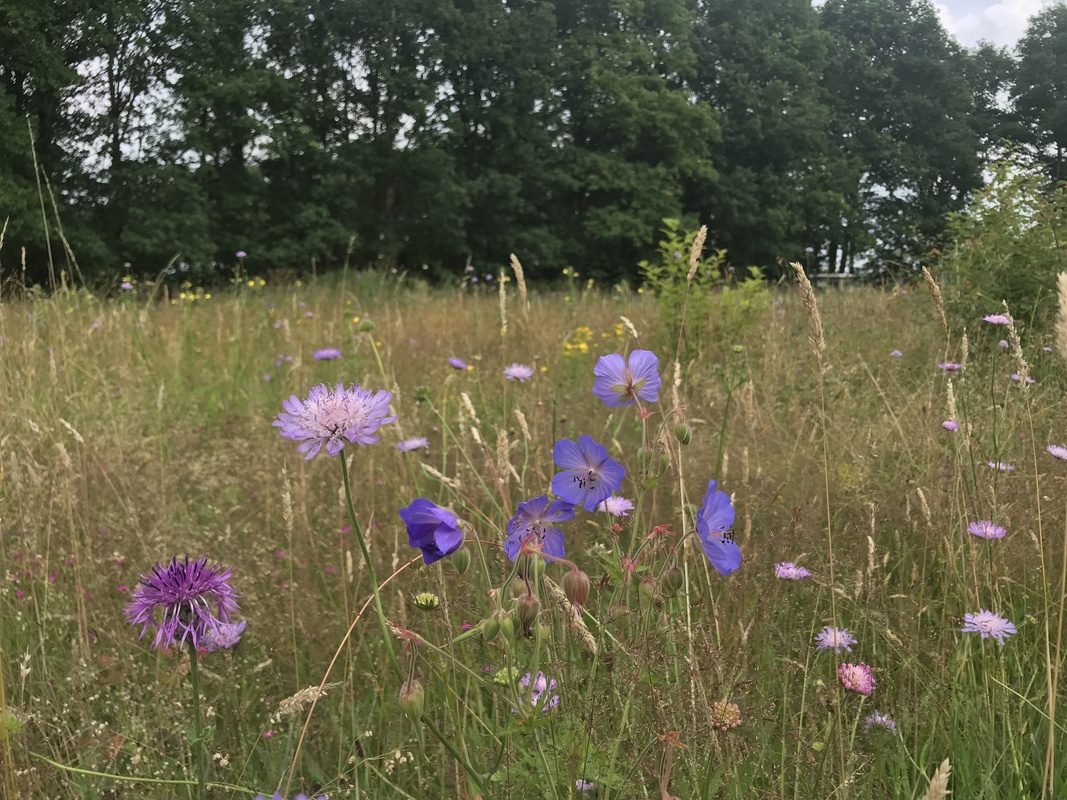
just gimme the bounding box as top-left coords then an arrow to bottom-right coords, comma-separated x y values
687,225 -> 707,285
1056,272 -> 1067,361
922,267 -> 949,343
509,254 -> 529,317
788,262 -> 826,372
921,758 -> 952,800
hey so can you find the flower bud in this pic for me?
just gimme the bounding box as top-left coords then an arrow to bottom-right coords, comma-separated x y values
562,569 -> 590,608
510,580 -> 527,599
0,708 -> 22,741
674,422 -> 693,446
357,319 -> 376,332
516,593 -> 541,631
481,615 -> 500,643
413,385 -> 432,403
499,615 -> 515,642
412,592 -> 440,611
451,546 -> 471,576
399,678 -> 424,721
662,566 -> 683,594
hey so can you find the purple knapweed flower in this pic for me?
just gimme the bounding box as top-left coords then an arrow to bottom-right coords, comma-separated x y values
124,556 -> 239,651
518,671 -> 559,712
397,437 -> 430,452
202,619 -> 246,652
1048,445 -> 1067,461
503,363 -> 534,382
550,436 -> 626,511
889,350 -> 903,357
775,562 -> 811,580
963,609 -> 1017,644
448,357 -> 468,370
597,495 -> 635,517
942,420 -> 959,431
838,662 -> 875,696
967,521 -> 1006,540
591,350 -> 661,407
274,383 -> 396,459
987,461 -> 1015,471
815,626 -> 857,653
937,363 -> 962,371
313,348 -> 342,361
696,480 -> 741,576
503,496 -> 576,561
983,314 -> 1011,325
863,712 -> 897,734
399,499 -> 464,565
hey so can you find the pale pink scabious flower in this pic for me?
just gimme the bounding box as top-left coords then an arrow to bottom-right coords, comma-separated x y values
815,626 -> 857,653
983,314 -> 1011,325
1048,445 -> 1067,461
313,347 -> 342,361
838,662 -> 875,696
967,521 -> 1006,540
987,461 -> 1015,472
889,350 -> 903,357
863,712 -> 897,734
998,339 -> 1009,349
274,383 -> 397,459
1010,373 -> 1035,384
963,609 -> 1017,645
775,562 -> 811,580
942,420 -> 959,431
397,437 -> 430,452
596,495 -> 635,517
937,362 -> 962,371
503,363 -> 534,382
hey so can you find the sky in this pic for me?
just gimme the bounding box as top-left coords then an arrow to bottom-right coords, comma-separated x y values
934,0 -> 1056,49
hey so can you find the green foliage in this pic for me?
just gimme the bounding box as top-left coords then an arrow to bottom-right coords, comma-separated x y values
940,156 -> 1067,328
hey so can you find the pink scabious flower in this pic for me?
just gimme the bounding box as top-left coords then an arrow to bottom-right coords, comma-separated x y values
963,609 -> 1017,645
274,383 -> 397,459
448,356 -> 468,370
397,437 -> 430,452
815,626 -> 857,653
942,420 -> 959,431
987,461 -> 1015,472
202,619 -> 247,652
998,339 -> 1009,349
983,314 -> 1011,325
863,712 -> 897,734
775,562 -> 811,580
313,347 -> 342,361
889,350 -> 903,357
967,520 -> 1006,540
937,363 -> 962,371
503,363 -> 534,382
838,662 -> 875,696
596,495 -> 635,517
1010,373 -> 1035,384
1047,445 -> 1067,461
120,281 -> 134,291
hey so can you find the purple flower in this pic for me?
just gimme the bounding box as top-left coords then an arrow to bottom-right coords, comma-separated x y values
696,480 -> 741,576
867,228 -> 876,235
484,274 -> 493,281
550,436 -> 626,511
518,671 -> 559,712
120,281 -> 134,291
397,437 -> 430,452
838,662 -> 875,696
998,339 -> 1009,349
399,499 -> 464,565
236,251 -> 247,259
963,609 -> 1017,644
254,794 -> 326,800
503,363 -> 534,382
814,626 -> 857,653
967,521 -> 1006,540
1048,445 -> 1067,461
448,357 -> 468,370
863,712 -> 897,734
313,348 -> 342,361
937,363 -> 962,371
983,314 -> 1011,325
1010,373 -> 1035,384
503,496 -> 576,561
805,246 -> 815,254
124,556 -> 239,651
576,780 -> 596,794
202,619 -> 246,652
775,562 -> 811,580
273,383 -> 397,460
942,420 -> 959,431
987,461 -> 1015,471
592,350 -> 661,407
596,495 -> 635,517
889,350 -> 903,357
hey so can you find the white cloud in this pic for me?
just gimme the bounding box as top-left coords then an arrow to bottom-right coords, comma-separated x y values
935,0 -> 1052,49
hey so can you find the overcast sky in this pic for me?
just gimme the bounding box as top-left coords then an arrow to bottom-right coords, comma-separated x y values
935,0 -> 1056,49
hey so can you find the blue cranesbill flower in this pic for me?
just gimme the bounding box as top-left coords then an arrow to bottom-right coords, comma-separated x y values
399,499 -> 465,565
592,350 -> 661,407
696,480 -> 741,576
503,496 -> 576,561
551,436 -> 626,511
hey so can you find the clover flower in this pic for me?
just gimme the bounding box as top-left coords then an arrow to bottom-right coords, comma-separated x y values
591,350 -> 661,407
967,521 -> 1006,540
399,499 -> 464,565
550,436 -> 625,511
274,383 -> 396,459
838,662 -> 875,696
503,363 -> 534,382
503,496 -> 576,561
963,609 -> 1017,644
774,562 -> 811,580
124,556 -> 239,651
696,480 -> 741,576
815,626 -> 857,653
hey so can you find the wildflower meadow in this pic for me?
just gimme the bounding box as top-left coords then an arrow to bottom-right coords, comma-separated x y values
1,256 -> 1067,800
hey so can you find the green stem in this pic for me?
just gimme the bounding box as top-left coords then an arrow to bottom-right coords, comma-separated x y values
187,642 -> 206,800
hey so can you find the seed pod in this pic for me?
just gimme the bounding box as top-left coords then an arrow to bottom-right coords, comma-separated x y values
562,569 -> 591,608
675,422 -> 693,446
662,565 -> 684,594
516,593 -> 541,630
451,546 -> 471,576
398,678 -> 424,721
481,615 -> 500,643
499,615 -> 515,642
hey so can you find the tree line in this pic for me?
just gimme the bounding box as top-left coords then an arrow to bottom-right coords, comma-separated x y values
1,0 -> 1066,286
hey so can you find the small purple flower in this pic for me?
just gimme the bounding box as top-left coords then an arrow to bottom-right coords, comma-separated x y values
503,363 -> 534,382
264,374 -> 272,382
815,626 -> 857,653
987,461 -> 1015,472
397,437 -> 430,452
503,496 -> 576,561
592,350 -> 661,407
963,609 -> 1017,644
998,339 -> 1009,349
273,383 -> 397,459
202,619 -> 247,652
576,779 -> 596,794
254,794 -> 326,800
983,314 -> 1011,325
805,246 -> 814,254
484,274 -> 493,281
889,350 -> 903,357
967,521 -> 1006,540
399,499 -> 464,565
518,671 -> 559,712
120,281 -> 134,291
1010,373 -> 1035,384
942,420 -> 959,431
596,495 -> 635,517
863,712 -> 897,734
775,562 -> 811,580
838,662 -> 875,696
236,251 -> 247,259
313,348 -> 342,361
937,363 -> 962,371
867,228 -> 876,235
550,436 -> 626,511
1042,346 -> 1053,352
448,357 -> 468,370
696,480 -> 741,576
1048,445 -> 1067,461
124,556 -> 240,651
